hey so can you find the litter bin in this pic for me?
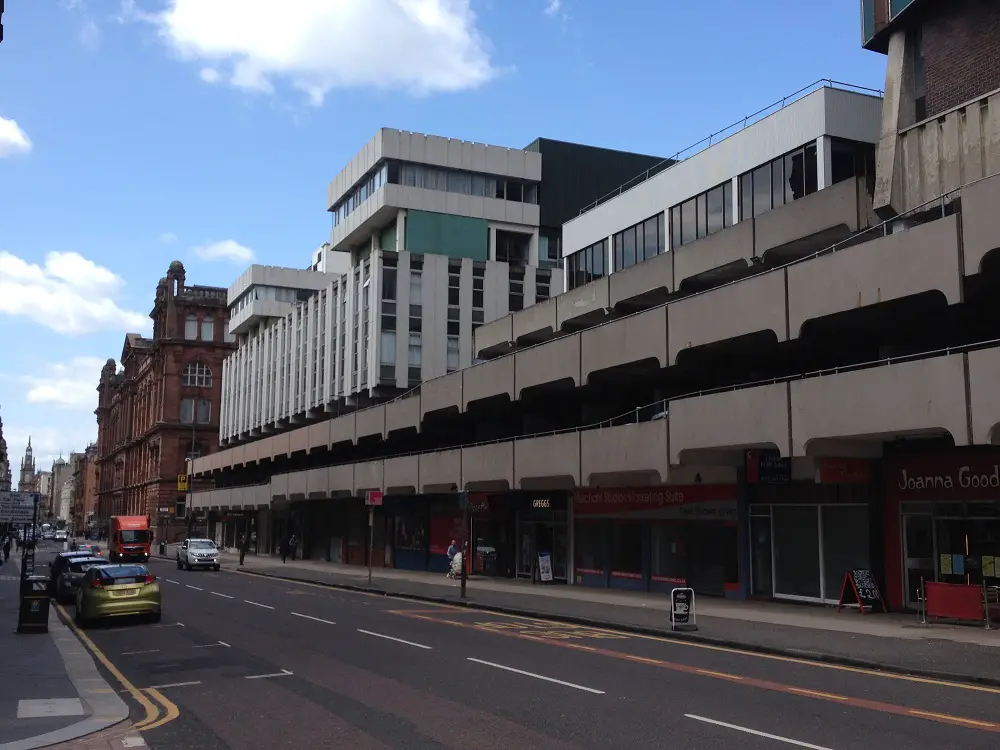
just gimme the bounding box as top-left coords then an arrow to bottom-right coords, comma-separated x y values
159,541 -> 166,556
18,575 -> 51,634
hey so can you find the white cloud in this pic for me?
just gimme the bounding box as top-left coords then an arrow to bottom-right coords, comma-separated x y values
544,0 -> 562,16
80,18 -> 102,50
20,357 -> 107,410
158,231 -> 178,244
128,0 -> 496,104
0,116 -> 32,158
199,67 -> 221,83
193,239 -> 255,263
0,250 -> 149,335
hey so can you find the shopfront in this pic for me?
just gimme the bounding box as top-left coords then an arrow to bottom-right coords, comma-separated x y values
470,492 -> 569,581
748,458 -> 877,605
884,449 -> 1000,611
573,485 -> 739,597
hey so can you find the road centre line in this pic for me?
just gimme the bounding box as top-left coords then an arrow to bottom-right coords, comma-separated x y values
685,714 -> 833,750
245,669 -> 293,680
147,680 -> 202,690
467,658 -> 605,694
121,649 -> 160,656
163,578 -> 179,584
185,585 -> 203,591
211,591 -> 234,599
245,600 -> 274,610
192,642 -> 228,649
291,612 -> 336,626
357,629 -> 430,649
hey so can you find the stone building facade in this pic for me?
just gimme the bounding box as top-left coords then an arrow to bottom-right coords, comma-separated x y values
95,261 -> 234,541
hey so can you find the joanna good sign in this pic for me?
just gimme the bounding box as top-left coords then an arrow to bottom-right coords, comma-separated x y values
888,454 -> 1000,501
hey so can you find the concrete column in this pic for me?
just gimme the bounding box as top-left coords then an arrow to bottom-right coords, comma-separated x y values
817,136 -> 833,190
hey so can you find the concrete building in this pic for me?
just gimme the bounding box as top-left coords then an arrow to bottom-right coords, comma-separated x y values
188,32 -> 1000,610
49,456 -> 71,521
95,262 -> 236,540
219,130 -> 665,447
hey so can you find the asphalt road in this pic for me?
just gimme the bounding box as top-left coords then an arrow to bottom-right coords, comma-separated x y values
58,555 -> 1000,750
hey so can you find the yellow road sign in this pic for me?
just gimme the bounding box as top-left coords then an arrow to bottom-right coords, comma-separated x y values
177,474 -> 189,492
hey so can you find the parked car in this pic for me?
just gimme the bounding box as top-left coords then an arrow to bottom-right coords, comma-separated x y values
49,551 -> 103,595
176,539 -> 220,571
75,564 -> 161,627
54,557 -> 105,603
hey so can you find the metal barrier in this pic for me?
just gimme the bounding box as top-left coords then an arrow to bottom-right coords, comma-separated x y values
920,578 -> 999,630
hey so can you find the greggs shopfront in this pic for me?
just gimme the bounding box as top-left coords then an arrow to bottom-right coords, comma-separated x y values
884,449 -> 1000,611
572,485 -> 740,597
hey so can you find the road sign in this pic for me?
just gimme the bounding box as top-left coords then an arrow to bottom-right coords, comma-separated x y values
0,492 -> 37,524
177,475 -> 189,492
364,490 -> 383,507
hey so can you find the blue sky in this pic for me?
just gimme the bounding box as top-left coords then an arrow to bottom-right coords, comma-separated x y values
0,0 -> 887,477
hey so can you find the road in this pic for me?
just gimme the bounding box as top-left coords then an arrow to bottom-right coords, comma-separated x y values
55,554 -> 1000,749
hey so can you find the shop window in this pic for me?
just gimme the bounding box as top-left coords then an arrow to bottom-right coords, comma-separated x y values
610,521 -> 643,577
573,521 -> 606,574
772,505 -> 821,599
650,524 -> 685,582
821,505 -> 870,601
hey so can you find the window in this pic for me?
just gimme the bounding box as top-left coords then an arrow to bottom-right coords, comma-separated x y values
182,361 -> 212,387
738,143 -> 818,221
382,267 -> 397,301
495,230 -> 531,265
197,399 -> 212,423
613,213 -> 666,271
380,331 -> 396,365
509,268 -> 524,312
408,334 -> 422,367
180,397 -> 212,423
180,398 -> 194,424
409,272 -> 422,305
567,239 -> 607,290
446,336 -> 460,372
184,315 -> 198,341
200,317 -> 214,342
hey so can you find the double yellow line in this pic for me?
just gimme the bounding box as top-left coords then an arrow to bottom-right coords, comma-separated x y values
55,604 -> 181,732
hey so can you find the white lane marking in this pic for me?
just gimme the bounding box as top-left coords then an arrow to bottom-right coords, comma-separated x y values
218,641 -> 231,648
152,622 -> 184,628
291,612 -> 336,626
185,585 -> 203,591
466,658 -> 604,694
192,643 -> 226,649
244,669 -> 293,680
245,600 -> 274,610
163,579 -> 180,585
211,591 -> 234,599
148,680 -> 202,690
122,736 -> 147,747
121,649 -> 160,656
357,628 -> 431,649
684,715 -> 834,750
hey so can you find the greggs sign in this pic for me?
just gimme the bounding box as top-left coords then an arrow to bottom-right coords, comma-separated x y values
573,485 -> 737,516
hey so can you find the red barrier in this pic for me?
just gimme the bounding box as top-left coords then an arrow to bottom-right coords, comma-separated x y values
924,582 -> 984,622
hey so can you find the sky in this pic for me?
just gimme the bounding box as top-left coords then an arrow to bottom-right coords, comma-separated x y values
0,0 -> 888,479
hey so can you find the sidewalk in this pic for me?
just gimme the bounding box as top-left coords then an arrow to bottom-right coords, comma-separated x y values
163,545 -> 1000,687
0,553 -> 128,750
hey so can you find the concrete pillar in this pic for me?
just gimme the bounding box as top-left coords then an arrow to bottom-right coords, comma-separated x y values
817,136 -> 833,190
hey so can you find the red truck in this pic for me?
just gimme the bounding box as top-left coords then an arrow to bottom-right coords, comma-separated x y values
109,515 -> 152,562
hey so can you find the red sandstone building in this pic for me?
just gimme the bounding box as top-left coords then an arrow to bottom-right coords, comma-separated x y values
95,261 -> 234,541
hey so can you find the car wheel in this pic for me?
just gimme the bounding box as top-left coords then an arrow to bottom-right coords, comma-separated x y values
176,558 -> 182,570
213,565 -> 220,572
149,612 -> 162,624
185,561 -> 192,571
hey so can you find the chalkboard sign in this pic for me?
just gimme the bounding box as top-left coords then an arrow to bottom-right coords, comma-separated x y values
837,568 -> 887,614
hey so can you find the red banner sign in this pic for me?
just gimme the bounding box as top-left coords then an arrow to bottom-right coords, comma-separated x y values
573,485 -> 737,516
815,458 -> 873,484
885,452 -> 1000,501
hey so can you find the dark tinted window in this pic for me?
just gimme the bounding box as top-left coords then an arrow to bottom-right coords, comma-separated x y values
69,560 -> 103,573
99,565 -> 149,581
120,530 -> 150,543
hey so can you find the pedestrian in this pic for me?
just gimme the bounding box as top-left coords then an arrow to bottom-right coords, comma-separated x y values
2,535 -> 10,563
280,535 -> 289,564
288,534 -> 298,562
446,539 -> 459,579
239,532 -> 249,566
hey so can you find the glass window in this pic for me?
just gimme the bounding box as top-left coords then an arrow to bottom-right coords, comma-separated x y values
506,181 -> 523,202
681,199 -> 697,245
197,399 -> 211,423
821,505 -> 870,601
723,180 -> 733,227
772,158 -> 785,210
610,521 -> 643,575
706,185 -> 725,235
831,140 -> 856,185
772,505 -> 821,598
380,331 -> 396,365
184,315 -> 198,341
752,164 -> 771,217
740,173 -> 753,222
670,206 -> 681,250
200,317 -> 214,341
623,226 -> 636,268
613,233 -> 622,271
785,150 -> 804,203
409,272 -> 422,305
651,524 -> 685,581
696,193 -> 707,239
407,334 -> 421,366
180,398 -> 194,424
446,336 -> 460,371
182,361 -> 212,387
657,212 -> 666,254
574,521 -> 606,573
642,218 -> 657,263
805,142 -> 819,195
382,268 -> 397,300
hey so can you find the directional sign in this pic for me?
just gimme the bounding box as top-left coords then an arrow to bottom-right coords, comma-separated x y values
0,492 -> 37,524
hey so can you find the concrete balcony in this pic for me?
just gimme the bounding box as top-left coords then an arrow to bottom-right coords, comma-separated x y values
289,427 -> 309,455
474,314 -> 513,358
418,449 -> 461,493
961,172 -> 1000,276
462,356 -> 514,408
609,249 -> 674,311
581,307 -> 667,382
669,383 -> 790,464
515,335 -> 580,397
304,467 -> 328,498
557,277 -> 610,332
385,395 -> 420,437
420,370 -> 463,419
580,420 -> 669,486
228,299 -> 294,336
786,214 -> 962,337
330,414 -> 355,448
756,176 -> 864,260
270,432 -> 290,460
790,354 -> 970,455
384,455 -> 418,494
514,296 -> 558,344
670,271 -> 786,364
355,404 -> 386,441
514,433 -> 580,489
189,484 -> 271,510
329,464 -> 353,495
353,461 -> 384,494
306,421 -> 330,453
270,473 -> 288,500
968,347 -> 1000,445
462,442 -> 513,490
674,219 -> 754,290
286,470 -> 308,498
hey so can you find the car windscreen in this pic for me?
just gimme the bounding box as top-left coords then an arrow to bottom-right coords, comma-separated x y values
98,565 -> 149,583
120,530 -> 150,543
68,560 -> 103,573
189,540 -> 216,549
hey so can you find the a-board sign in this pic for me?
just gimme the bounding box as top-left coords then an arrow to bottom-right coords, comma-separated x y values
670,587 -> 697,630
837,568 -> 887,614
537,553 -> 553,582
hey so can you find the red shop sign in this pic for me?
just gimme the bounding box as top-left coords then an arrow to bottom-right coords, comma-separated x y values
885,453 -> 1000,502
573,485 -> 737,515
815,458 -> 873,484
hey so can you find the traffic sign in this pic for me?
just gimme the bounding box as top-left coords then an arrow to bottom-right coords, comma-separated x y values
177,475 -> 189,492
0,492 -> 37,524
364,490 -> 383,507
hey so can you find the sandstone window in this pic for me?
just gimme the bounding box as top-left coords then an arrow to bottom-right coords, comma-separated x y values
182,361 -> 212,387
184,315 -> 198,340
201,317 -> 215,341
180,398 -> 211,424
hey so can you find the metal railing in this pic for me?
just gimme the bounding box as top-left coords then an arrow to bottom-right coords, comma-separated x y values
577,79 -> 884,216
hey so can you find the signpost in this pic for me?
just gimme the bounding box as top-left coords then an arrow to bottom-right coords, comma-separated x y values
458,491 -> 469,599
364,491 -> 383,586
0,491 -> 36,525
670,587 -> 698,631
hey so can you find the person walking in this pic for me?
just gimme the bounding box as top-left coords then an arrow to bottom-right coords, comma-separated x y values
288,534 -> 298,562
2,535 -> 10,563
239,532 -> 250,566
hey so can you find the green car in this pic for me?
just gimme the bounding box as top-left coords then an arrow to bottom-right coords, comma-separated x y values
75,564 -> 162,627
